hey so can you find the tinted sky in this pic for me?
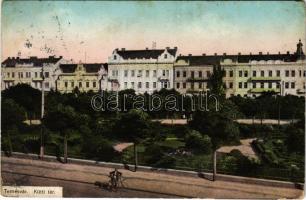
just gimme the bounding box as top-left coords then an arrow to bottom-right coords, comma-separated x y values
2,1 -> 305,62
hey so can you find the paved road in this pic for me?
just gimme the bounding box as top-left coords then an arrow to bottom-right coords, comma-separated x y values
2,171 -> 178,198
1,157 -> 303,198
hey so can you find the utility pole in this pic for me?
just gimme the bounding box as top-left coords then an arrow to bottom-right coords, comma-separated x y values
40,66 -> 45,159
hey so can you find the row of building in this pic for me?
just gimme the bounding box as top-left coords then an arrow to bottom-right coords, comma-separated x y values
2,40 -> 305,98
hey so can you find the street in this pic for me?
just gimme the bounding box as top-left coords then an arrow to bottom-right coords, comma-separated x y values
1,156 -> 304,198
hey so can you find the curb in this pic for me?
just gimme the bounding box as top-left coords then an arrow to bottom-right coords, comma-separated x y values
2,151 -> 304,190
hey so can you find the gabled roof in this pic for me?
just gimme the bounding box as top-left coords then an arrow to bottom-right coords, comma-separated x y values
59,64 -> 77,73
2,56 -> 62,67
116,48 -> 177,59
176,53 -> 300,66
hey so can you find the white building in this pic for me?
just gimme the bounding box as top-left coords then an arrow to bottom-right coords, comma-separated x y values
1,56 -> 67,91
107,47 -> 178,94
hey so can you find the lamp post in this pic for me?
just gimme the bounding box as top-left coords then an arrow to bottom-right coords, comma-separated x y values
40,66 -> 45,159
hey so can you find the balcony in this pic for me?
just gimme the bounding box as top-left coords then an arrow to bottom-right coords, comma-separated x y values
2,77 -> 15,81
186,77 -> 209,82
297,89 -> 306,94
158,77 -> 169,82
249,88 -> 280,93
32,77 -> 43,81
249,77 -> 281,82
107,77 -> 118,83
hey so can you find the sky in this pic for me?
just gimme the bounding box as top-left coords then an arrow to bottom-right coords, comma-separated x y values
1,1 -> 306,63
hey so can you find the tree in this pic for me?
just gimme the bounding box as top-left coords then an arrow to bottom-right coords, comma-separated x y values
2,99 -> 26,155
208,64 -> 226,99
114,109 -> 150,171
189,111 -> 240,181
2,84 -> 41,121
43,104 -> 82,163
185,130 -> 212,154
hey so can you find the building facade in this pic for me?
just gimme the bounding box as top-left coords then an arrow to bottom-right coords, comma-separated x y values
56,63 -> 107,93
107,47 -> 177,94
174,40 -> 306,98
1,56 -> 65,91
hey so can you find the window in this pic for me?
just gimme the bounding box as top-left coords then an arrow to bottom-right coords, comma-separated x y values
244,71 -> 248,77
291,82 -> 295,89
45,82 -> 49,89
229,82 -> 233,89
162,70 -> 166,76
35,72 -> 37,78
131,70 -> 135,77
268,82 -> 272,88
35,82 -> 37,88
285,70 -> 289,77
229,71 -> 233,77
65,82 -> 68,88
299,70 -> 302,77
276,70 -> 280,77
183,71 -> 187,77
191,71 -> 195,78
183,83 -> 186,88
86,82 -> 89,88
239,71 -> 243,77
79,82 -> 82,88
6,72 -> 10,78
176,82 -> 180,89
253,71 -> 256,77
93,82 -> 96,88
12,72 -> 15,78
164,54 -> 168,59
138,82 -> 142,89
153,70 -> 157,77
261,71 -> 264,77
253,82 -> 256,88
285,82 -> 289,89
176,71 -> 180,78
269,71 -> 272,77
244,82 -> 247,88
153,82 -> 157,88
304,71 -> 306,77
146,70 -> 149,77
114,55 -> 117,60
138,70 -> 142,77
260,82 -> 264,88
276,83 -> 280,88
146,82 -> 149,88
45,72 -> 49,78
199,71 -> 202,77
40,72 -> 43,78
291,70 -> 295,77
199,83 -> 202,88
71,82 -> 74,88
191,83 -> 194,89
124,70 -> 128,77
239,82 -> 242,88
207,71 -> 211,77
131,82 -> 135,89
124,82 -> 127,89
112,70 -> 118,77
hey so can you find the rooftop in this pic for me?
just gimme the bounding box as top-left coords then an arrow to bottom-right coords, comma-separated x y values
2,56 -> 63,67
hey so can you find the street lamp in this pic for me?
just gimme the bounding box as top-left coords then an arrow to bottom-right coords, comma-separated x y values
40,65 -> 45,159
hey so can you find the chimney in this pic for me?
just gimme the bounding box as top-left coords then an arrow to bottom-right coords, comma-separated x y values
278,52 -> 280,55
121,48 -> 125,51
250,52 -> 252,55
223,53 -> 226,56
145,47 -> 148,50
259,52 -> 262,55
287,51 -> 290,54
188,54 -> 192,56
267,52 -> 269,55
17,57 -> 20,60
179,53 -> 182,56
59,56 -> 63,58
174,47 -> 177,50
202,53 -> 206,56
8,57 -> 11,60
238,52 -> 241,55
12,57 -> 15,59
214,53 -> 217,56
166,47 -> 170,50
